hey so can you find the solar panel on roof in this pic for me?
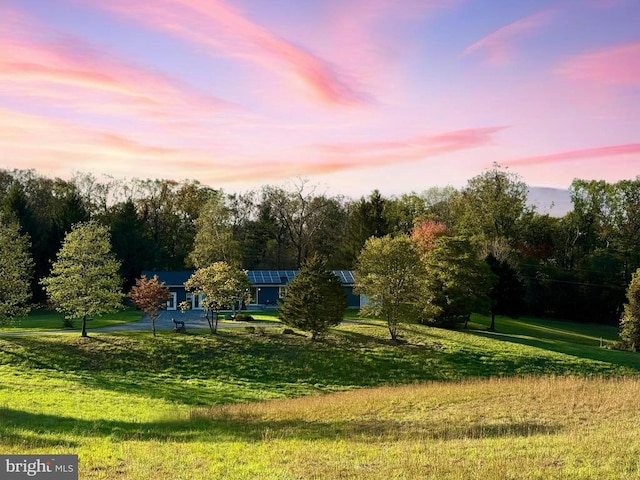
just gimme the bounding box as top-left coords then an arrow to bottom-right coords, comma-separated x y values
246,269 -> 353,285
332,270 -> 354,284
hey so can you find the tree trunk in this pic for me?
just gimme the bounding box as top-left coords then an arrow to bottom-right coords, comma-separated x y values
489,310 -> 496,332
151,315 -> 156,337
388,323 -> 398,341
81,316 -> 88,337
213,311 -> 219,333
205,310 -> 215,334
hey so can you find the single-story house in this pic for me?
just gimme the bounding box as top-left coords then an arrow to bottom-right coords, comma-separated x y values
142,269 -> 362,310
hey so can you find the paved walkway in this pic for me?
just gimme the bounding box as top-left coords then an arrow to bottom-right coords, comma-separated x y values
92,310 -> 281,333
0,310 -> 280,336
0,311 -> 372,336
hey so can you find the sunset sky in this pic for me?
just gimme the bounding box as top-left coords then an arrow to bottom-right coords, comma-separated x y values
1,0 -> 639,197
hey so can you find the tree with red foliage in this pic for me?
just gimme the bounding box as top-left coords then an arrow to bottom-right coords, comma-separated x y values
130,274 -> 171,336
411,219 -> 447,254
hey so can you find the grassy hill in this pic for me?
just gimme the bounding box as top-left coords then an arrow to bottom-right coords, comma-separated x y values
1,314 -> 639,478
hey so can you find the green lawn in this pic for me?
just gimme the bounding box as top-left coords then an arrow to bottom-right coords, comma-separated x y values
0,307 -> 143,331
225,310 -> 282,323
469,313 -> 620,343
1,314 -> 640,478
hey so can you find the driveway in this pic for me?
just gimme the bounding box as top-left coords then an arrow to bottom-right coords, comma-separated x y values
92,310 -> 282,333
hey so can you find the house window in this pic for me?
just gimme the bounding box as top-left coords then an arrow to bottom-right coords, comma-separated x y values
186,292 -> 205,310
167,292 -> 177,310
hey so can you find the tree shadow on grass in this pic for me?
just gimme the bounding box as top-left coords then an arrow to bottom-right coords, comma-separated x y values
466,329 -> 640,374
0,333 -> 450,405
6,325 -> 634,409
328,329 -> 410,348
0,407 -> 561,447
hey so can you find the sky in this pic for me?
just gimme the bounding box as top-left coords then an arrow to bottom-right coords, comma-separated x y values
1,0 -> 639,198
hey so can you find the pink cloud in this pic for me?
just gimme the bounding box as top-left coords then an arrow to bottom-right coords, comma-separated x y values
0,98 -> 506,187
0,5 -> 228,124
317,126 -> 505,158
463,10 -> 555,65
83,0 -> 365,106
0,107 -> 180,160
506,143 -> 640,166
559,43 -> 640,87
199,126 -> 507,182
0,106 -> 238,184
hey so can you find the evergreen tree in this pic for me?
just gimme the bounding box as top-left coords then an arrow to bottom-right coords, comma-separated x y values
619,268 -> 640,350
104,199 -> 156,290
279,255 -> 347,340
0,214 -> 34,325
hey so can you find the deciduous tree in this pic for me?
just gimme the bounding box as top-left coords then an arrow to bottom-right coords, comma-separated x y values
485,253 -> 525,331
42,221 -> 123,336
190,194 -> 241,268
129,274 -> 171,336
265,180 -> 338,268
279,255 -> 347,340
134,179 -> 215,270
422,235 -> 494,328
411,219 -> 447,254
184,262 -> 251,333
455,163 -> 528,244
355,235 -> 425,340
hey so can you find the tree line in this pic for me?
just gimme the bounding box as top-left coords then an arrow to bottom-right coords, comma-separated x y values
1,166 -> 640,326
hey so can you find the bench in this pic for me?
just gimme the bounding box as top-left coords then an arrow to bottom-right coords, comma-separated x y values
172,318 -> 186,333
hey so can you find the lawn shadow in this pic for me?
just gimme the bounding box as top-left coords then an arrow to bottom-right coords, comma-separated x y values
0,330 -> 451,405
4,322 -> 636,409
0,406 -> 561,446
467,328 -> 640,373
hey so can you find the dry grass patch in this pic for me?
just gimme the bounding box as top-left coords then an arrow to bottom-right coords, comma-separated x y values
185,376 -> 640,479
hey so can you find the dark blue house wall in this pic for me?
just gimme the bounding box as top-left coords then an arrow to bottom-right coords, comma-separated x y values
254,286 -> 280,306
143,270 -> 360,310
345,287 -> 360,308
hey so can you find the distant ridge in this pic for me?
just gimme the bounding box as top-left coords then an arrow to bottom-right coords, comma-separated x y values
528,186 -> 572,217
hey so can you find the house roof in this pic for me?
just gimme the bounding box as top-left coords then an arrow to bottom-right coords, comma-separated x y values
141,270 -> 193,287
143,269 -> 355,287
247,270 -> 354,286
